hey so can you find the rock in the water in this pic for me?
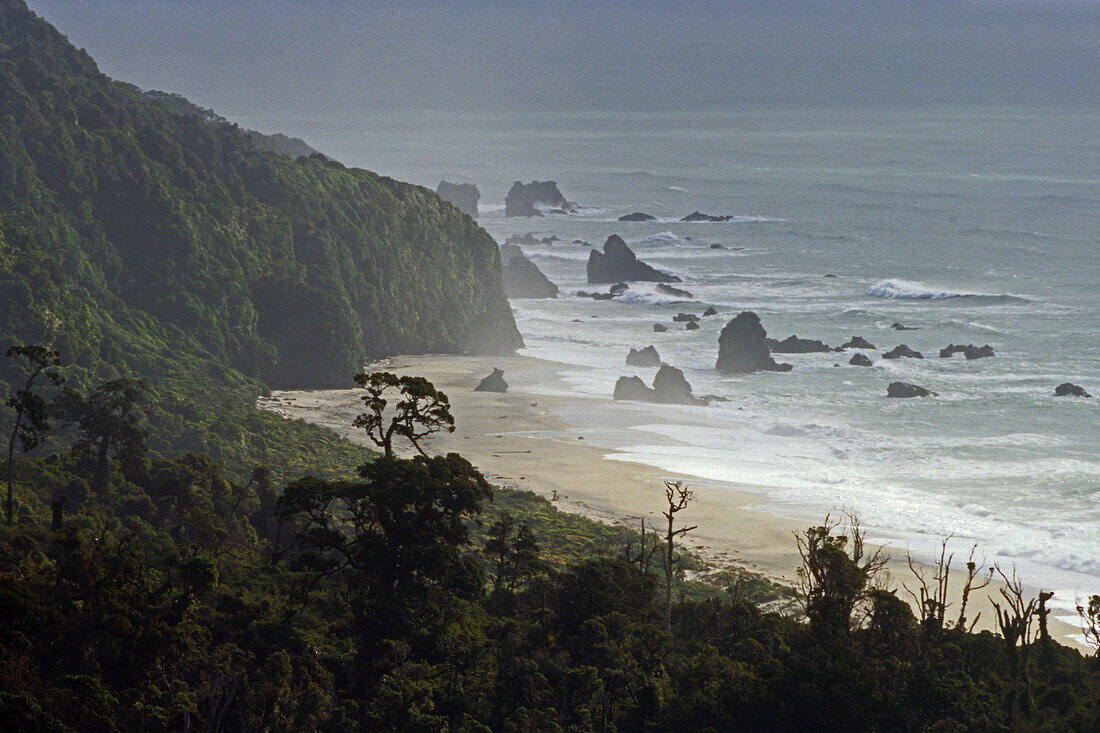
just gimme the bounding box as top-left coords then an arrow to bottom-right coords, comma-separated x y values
716,312 -> 793,373
840,336 -> 875,350
618,212 -> 656,222
849,353 -> 873,367
609,282 -> 630,296
474,368 -> 508,393
673,313 -> 699,322
501,249 -> 559,299
499,243 -> 524,265
626,346 -> 662,367
824,274 -> 838,278
940,344 -> 995,359
682,211 -> 734,222
505,180 -> 578,217
576,290 -> 615,300
653,323 -> 668,332
892,322 -> 919,331
613,375 -> 653,402
710,244 -> 725,250
587,235 -> 681,283
768,335 -> 833,353
1055,382 -> 1091,397
656,283 -> 694,299
686,321 -> 700,330
436,181 -> 480,218
883,344 -> 924,360
887,382 -> 935,398
702,307 -> 718,317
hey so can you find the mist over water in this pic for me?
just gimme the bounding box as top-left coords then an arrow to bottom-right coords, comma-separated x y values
27,1 -> 1100,604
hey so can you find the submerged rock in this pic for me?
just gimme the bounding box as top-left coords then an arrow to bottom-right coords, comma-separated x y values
840,336 -> 876,350
768,335 -> 833,354
883,344 -> 924,360
626,346 -> 662,367
474,368 -> 508,393
587,235 -> 681,283
716,312 -> 793,373
849,353 -> 873,367
656,283 -> 694,299
501,250 -> 559,299
653,323 -> 668,332
436,181 -> 480,218
1055,383 -> 1091,397
892,322 -> 919,331
505,180 -> 578,217
887,382 -> 935,398
618,212 -> 656,221
614,365 -> 706,405
682,211 -> 734,222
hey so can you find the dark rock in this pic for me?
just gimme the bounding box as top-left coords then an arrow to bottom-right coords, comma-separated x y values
710,244 -> 725,249
703,307 -> 718,317
499,243 -> 524,265
883,344 -> 924,360
587,235 -> 681,283
618,212 -> 657,222
505,180 -> 578,217
506,232 -> 542,246
673,313 -> 700,322
1055,383 -> 1091,397
576,291 -> 615,300
686,321 -> 700,330
849,353 -> 873,367
436,181 -> 479,218
824,274 -> 837,278
572,239 -> 587,244
653,323 -> 668,332
887,382 -> 935,398
716,312 -> 793,373
501,250 -> 558,299
840,336 -> 875,350
682,211 -> 734,222
892,322 -> 919,331
613,375 -> 654,402
474,368 -> 508,393
656,283 -> 694,299
626,346 -> 661,367
768,335 -> 833,353
940,344 -> 995,359
609,282 -> 630,296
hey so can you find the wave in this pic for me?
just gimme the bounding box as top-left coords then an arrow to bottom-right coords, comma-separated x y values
866,278 -> 1029,304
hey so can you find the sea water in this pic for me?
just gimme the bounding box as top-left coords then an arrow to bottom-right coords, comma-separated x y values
265,107 -> 1099,615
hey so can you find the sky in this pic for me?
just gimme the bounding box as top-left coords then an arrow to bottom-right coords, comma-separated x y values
26,0 -> 1100,120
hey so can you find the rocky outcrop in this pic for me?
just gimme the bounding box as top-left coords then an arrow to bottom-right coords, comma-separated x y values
883,345 -> 924,360
653,324 -> 668,332
768,336 -> 833,353
940,344 -> 995,359
626,346 -> 662,367
505,181 -> 578,217
610,282 -> 630,296
716,312 -> 793,373
506,233 -> 542,246
474,368 -> 508,393
892,322 -> 919,331
849,353 -> 873,367
887,382 -> 935,398
703,307 -> 718,317
619,212 -> 656,221
840,336 -> 875,350
686,321 -> 700,330
656,283 -> 694,299
682,211 -> 733,222
587,235 -> 681,283
673,313 -> 699,323
614,365 -> 706,405
436,181 -> 480,218
1055,383 -> 1091,397
501,249 -> 559,299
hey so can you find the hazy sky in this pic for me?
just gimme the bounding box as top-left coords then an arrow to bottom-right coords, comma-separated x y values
27,0 -> 1100,121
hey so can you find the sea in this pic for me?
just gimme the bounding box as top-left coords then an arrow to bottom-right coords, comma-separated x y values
259,106 -> 1099,621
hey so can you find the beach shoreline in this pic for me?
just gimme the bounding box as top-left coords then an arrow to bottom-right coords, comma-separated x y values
260,352 -> 1088,648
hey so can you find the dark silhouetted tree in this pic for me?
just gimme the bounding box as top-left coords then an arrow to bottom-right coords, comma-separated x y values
352,372 -> 454,457
662,481 -> 697,632
55,378 -> 148,494
4,344 -> 64,524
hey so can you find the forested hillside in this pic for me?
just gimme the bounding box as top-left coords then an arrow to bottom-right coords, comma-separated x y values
0,0 -> 520,474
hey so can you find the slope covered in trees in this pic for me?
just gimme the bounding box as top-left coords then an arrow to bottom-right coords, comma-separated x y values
0,0 -> 520,473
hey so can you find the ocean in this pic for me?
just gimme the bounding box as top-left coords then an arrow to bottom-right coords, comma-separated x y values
260,106 -> 1099,614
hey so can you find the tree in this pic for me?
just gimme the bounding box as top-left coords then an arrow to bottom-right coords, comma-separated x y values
55,378 -> 148,494
662,481 -> 697,632
4,344 -> 64,524
352,372 -> 454,457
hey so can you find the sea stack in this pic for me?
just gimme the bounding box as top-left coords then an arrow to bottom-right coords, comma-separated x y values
587,235 -> 681,283
474,368 -> 508,393
436,181 -> 480,218
505,180 -> 578,217
716,312 -> 793,373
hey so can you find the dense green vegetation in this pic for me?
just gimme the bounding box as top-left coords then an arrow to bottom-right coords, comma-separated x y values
0,0 -> 520,479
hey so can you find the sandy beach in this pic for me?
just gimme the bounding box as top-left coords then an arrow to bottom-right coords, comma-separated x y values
261,352 -> 1087,648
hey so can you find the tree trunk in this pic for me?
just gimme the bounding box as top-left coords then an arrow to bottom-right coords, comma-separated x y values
7,413 -> 22,526
665,514 -> 674,632
93,434 -> 111,494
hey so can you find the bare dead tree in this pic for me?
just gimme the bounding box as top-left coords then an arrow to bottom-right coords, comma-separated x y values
624,518 -> 661,575
1077,594 -> 1100,655
903,539 -> 991,635
992,565 -> 1040,714
662,481 -> 697,633
956,545 -> 991,632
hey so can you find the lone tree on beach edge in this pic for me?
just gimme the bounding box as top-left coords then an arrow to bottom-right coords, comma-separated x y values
353,371 -> 455,457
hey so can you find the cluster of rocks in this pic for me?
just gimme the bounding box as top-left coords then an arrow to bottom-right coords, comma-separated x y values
435,181 -> 480,218
506,232 -> 558,246
614,365 -> 706,406
716,312 -> 792,373
766,335 -> 832,354
615,211 -> 736,223
505,181 -> 579,217
940,344 -> 995,359
587,235 -> 681,284
1055,383 -> 1091,398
